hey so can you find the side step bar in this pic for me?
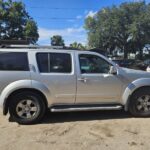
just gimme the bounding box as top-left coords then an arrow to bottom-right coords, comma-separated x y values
50,105 -> 123,112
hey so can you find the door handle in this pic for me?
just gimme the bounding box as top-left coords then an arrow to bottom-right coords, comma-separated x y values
78,77 -> 88,83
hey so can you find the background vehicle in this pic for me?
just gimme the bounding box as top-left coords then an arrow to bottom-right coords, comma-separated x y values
112,59 -> 134,68
0,45 -> 150,125
147,65 -> 150,72
136,59 -> 150,71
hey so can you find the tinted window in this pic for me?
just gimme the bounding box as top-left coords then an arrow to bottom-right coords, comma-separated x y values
37,53 -> 49,73
50,53 -> 71,73
0,52 -> 29,71
37,53 -> 72,73
79,54 -> 111,74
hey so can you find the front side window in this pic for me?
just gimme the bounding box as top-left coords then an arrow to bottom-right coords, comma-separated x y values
0,52 -> 29,71
79,54 -> 111,74
37,53 -> 72,73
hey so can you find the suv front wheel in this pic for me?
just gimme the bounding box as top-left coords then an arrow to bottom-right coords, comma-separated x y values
129,87 -> 150,117
9,91 -> 46,124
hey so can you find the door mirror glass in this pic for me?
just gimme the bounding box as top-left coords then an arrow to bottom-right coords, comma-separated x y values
109,66 -> 117,75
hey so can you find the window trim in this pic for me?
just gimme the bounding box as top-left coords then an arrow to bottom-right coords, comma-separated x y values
36,52 -> 73,74
0,52 -> 29,71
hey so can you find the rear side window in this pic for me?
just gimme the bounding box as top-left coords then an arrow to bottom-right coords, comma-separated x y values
36,53 -> 49,73
37,53 -> 72,73
0,52 -> 29,71
50,53 -> 71,73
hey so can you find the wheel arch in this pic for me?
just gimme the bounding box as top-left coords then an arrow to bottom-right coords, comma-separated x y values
122,78 -> 150,111
5,88 -> 48,115
0,80 -> 51,115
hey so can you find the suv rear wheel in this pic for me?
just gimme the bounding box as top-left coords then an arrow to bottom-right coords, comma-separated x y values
129,87 -> 150,117
9,91 -> 46,124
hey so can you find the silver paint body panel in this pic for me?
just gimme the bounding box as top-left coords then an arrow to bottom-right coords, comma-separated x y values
0,48 -> 150,113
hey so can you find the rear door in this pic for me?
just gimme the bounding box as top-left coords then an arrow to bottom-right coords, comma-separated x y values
30,51 -> 76,105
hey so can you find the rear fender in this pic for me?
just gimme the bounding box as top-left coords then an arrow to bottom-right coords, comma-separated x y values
0,80 -> 51,114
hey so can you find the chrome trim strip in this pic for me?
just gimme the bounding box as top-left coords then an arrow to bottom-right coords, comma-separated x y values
51,105 -> 122,112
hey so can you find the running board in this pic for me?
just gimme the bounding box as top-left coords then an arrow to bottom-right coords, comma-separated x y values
50,105 -> 123,112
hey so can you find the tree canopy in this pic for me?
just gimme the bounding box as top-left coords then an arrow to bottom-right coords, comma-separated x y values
51,35 -> 65,46
0,0 -> 39,44
69,42 -> 85,50
85,2 -> 150,59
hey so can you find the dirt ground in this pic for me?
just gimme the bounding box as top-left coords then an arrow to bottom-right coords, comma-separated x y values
0,110 -> 150,150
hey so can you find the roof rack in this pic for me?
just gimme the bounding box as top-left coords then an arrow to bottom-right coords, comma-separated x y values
0,40 -> 30,45
0,44 -> 64,49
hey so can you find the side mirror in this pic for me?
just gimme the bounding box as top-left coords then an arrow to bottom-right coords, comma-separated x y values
109,66 -> 117,75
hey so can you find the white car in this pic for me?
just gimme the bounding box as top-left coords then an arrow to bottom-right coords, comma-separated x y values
147,66 -> 150,72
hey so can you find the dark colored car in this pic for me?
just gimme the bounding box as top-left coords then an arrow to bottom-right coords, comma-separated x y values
112,59 -> 134,68
136,59 -> 150,70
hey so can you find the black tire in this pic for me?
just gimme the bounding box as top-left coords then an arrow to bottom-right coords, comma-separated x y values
129,87 -> 150,117
9,91 -> 46,125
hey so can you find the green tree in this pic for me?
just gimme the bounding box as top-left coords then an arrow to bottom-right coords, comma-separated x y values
51,35 -> 65,46
85,2 -> 150,59
70,42 -> 85,50
24,20 -> 39,44
0,0 -> 39,44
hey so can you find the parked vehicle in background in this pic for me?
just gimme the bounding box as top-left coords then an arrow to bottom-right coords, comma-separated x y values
112,59 -> 134,68
136,59 -> 150,71
147,66 -> 150,72
0,45 -> 150,125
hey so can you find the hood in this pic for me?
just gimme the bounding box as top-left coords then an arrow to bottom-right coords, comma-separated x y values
119,67 -> 150,82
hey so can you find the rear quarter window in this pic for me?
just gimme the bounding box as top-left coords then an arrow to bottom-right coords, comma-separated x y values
0,52 -> 29,71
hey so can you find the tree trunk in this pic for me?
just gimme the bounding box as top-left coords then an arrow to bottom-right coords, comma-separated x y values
139,49 -> 143,60
123,45 -> 128,59
138,43 -> 143,60
124,51 -> 128,59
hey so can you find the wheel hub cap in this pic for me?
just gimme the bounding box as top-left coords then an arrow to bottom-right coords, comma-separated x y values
16,100 -> 38,119
137,95 -> 150,112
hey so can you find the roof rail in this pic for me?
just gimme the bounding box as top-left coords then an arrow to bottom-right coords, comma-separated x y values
0,45 -> 64,49
0,40 -> 30,45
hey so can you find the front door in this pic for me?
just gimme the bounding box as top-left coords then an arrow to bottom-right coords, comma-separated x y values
76,52 -> 123,104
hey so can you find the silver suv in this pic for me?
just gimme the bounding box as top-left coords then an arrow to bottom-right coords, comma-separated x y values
0,45 -> 150,124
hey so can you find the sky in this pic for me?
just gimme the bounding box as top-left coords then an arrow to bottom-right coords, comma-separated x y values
20,0 -> 150,46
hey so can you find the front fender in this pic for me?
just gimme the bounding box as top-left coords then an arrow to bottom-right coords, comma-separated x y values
0,80 -> 51,114
122,78 -> 150,110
